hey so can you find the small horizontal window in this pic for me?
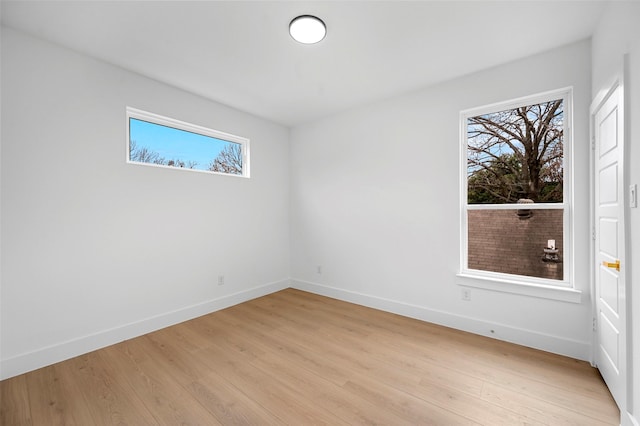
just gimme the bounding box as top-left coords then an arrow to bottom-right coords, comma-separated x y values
126,107 -> 250,177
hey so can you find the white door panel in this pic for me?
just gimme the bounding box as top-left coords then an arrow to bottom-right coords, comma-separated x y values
599,266 -> 619,314
599,311 -> 620,368
593,81 -> 626,412
599,218 -> 617,257
598,107 -> 618,155
598,164 -> 617,204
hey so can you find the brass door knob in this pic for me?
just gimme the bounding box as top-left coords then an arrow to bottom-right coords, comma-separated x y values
602,260 -> 620,272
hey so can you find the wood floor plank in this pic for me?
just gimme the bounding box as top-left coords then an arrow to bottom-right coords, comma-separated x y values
0,374 -> 32,425
206,312 -> 358,387
192,344 -> 349,425
100,341 -> 218,425
60,351 -> 158,425
139,330 -> 213,386
187,371 -> 281,425
342,377 -> 479,425
252,351 -> 406,425
25,364 -> 95,426
411,376 -> 545,426
480,381 -> 615,426
0,288 -> 620,425
188,311 -> 268,360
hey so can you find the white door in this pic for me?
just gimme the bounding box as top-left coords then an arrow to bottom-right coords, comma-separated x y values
593,81 -> 626,411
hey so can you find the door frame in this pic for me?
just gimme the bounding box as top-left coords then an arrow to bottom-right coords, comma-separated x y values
589,59 -> 630,421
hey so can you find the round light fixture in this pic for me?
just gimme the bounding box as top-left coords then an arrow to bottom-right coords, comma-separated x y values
289,15 -> 326,44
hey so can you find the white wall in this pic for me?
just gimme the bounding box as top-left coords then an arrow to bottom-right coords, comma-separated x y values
0,28 -> 290,379
290,40 -> 593,360
592,2 -> 640,424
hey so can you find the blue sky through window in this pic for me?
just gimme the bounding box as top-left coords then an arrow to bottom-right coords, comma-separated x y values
129,118 -> 234,171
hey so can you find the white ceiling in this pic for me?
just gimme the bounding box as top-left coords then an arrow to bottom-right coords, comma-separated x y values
1,1 -> 608,127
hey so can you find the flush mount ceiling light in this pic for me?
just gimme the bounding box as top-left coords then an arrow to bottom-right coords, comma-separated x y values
289,15 -> 326,44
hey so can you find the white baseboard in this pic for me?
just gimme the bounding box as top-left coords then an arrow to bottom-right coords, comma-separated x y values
0,279 -> 290,380
2,277 -> 593,380
623,411 -> 639,426
291,279 -> 591,361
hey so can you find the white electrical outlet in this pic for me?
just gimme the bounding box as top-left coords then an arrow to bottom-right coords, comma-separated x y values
631,184 -> 638,208
218,275 -> 225,286
462,288 -> 471,301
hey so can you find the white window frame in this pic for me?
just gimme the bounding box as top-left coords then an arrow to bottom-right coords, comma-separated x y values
126,107 -> 250,178
457,88 -> 581,303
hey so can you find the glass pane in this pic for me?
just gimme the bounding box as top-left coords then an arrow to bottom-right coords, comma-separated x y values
129,118 -> 243,175
467,209 -> 563,280
467,99 -> 563,204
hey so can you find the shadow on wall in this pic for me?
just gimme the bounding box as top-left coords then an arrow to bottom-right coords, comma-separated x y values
468,209 -> 563,280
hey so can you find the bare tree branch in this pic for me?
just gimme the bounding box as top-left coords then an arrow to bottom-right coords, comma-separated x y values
209,143 -> 243,175
467,99 -> 563,204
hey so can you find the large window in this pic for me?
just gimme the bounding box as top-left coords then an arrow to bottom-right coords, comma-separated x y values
127,107 -> 250,177
460,89 -> 572,288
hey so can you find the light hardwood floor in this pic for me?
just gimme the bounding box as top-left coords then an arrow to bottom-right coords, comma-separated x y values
1,288 -> 619,425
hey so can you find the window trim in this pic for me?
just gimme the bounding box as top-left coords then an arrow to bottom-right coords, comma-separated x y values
126,107 -> 250,178
459,88 -> 575,297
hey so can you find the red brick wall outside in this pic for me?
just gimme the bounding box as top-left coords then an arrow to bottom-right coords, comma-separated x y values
468,209 -> 563,280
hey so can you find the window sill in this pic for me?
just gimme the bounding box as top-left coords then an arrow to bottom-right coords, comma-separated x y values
456,273 -> 582,303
